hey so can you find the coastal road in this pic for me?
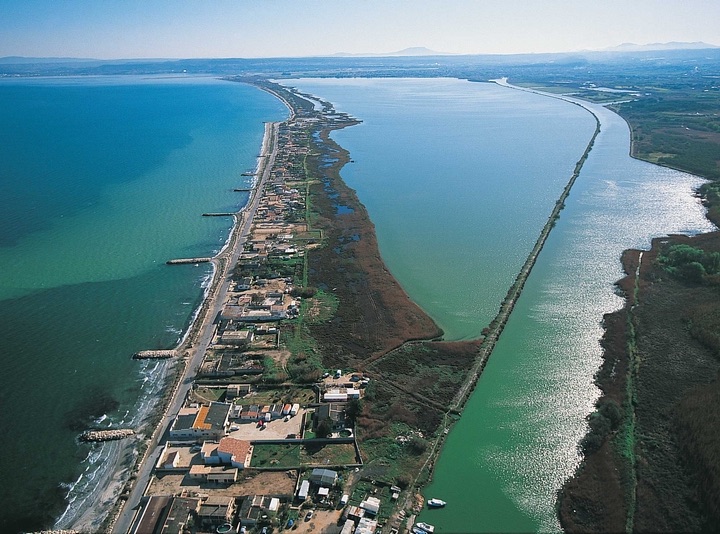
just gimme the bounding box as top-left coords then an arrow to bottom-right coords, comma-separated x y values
111,122 -> 280,533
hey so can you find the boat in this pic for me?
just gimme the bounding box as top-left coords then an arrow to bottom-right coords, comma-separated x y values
427,498 -> 446,508
415,522 -> 435,533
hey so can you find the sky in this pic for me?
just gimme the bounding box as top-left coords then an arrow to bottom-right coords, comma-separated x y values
1,0 -> 719,59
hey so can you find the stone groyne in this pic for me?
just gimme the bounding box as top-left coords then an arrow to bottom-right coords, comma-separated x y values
165,257 -> 212,265
132,350 -> 177,360
80,429 -> 135,443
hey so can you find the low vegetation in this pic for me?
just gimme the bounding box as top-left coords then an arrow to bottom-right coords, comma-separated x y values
555,66 -> 720,531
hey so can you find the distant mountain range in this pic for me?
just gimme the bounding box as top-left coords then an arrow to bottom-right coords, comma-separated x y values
601,41 -> 718,52
331,46 -> 451,57
2,42 -> 719,67
331,42 -> 720,57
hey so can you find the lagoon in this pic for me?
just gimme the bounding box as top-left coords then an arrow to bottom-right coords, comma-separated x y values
288,78 -> 714,532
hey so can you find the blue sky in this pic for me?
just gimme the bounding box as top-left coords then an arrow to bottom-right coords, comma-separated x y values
1,0 -> 719,59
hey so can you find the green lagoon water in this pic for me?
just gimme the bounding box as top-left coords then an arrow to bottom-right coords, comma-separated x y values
289,79 -> 714,532
0,76 -> 286,532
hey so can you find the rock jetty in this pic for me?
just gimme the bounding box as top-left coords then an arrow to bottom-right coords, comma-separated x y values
80,429 -> 135,442
166,257 -> 212,265
132,349 -> 177,359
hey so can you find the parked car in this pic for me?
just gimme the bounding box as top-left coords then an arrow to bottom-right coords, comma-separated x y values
305,510 -> 314,521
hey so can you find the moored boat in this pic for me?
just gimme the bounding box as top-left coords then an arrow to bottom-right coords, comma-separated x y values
427,498 -> 446,508
415,522 -> 435,533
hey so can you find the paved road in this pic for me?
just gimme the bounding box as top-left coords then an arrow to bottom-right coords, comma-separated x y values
112,122 -> 280,533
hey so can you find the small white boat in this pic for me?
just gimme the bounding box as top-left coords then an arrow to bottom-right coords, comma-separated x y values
427,498 -> 446,508
415,522 -> 435,533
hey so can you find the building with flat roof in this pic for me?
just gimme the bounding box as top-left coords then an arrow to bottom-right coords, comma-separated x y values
188,464 -> 238,483
130,495 -> 200,534
360,496 -> 381,516
169,402 -> 231,441
297,479 -> 310,501
237,495 -> 282,526
220,329 -> 254,346
197,496 -> 236,528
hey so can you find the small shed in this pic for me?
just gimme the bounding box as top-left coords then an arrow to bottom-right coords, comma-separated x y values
298,480 -> 310,501
360,496 -> 381,515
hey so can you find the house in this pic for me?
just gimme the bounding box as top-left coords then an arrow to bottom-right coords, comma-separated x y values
268,403 -> 283,419
226,383 -> 251,400
340,519 -> 355,534
130,496 -> 200,534
313,403 -> 346,431
220,329 -> 254,346
323,388 -> 360,402
309,468 -> 338,487
188,464 -> 238,483
237,276 -> 253,290
201,438 -> 252,468
217,437 -> 254,468
169,402 -> 231,441
345,505 -> 365,523
356,517 -> 379,534
197,496 -> 236,527
200,441 -> 222,464
360,496 -> 381,516
297,480 -> 310,501
237,495 -> 282,526
237,404 -> 259,421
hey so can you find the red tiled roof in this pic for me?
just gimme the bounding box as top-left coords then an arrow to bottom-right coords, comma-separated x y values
218,437 -> 252,463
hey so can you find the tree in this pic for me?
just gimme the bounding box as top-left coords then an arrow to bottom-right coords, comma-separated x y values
346,399 -> 362,425
408,436 -> 428,455
316,417 -> 332,438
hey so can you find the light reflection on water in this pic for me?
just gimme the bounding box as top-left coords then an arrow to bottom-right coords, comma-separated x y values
286,78 -> 715,532
443,101 -> 714,532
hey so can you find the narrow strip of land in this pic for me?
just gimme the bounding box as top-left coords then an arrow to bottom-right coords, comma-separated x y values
110,121 -> 281,534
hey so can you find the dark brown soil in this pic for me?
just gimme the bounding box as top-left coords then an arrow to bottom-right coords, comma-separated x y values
301,110 -> 481,442
305,123 -> 444,369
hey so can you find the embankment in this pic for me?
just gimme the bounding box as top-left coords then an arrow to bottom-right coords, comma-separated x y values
449,109 -> 601,413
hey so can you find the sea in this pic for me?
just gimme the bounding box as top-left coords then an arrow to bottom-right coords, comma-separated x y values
288,78 -> 715,532
0,75 -> 287,533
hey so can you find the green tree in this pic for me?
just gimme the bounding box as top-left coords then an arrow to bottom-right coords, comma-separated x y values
316,417 -> 332,438
346,399 -> 362,425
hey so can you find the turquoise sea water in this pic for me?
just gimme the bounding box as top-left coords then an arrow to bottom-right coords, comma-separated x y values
0,76 -> 286,532
289,79 -> 714,532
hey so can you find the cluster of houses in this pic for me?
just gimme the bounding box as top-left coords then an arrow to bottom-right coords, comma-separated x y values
128,94 -> 390,534
219,282 -> 298,327
131,493 -> 287,533
231,402 -> 300,422
295,468 -> 385,534
167,400 -> 303,441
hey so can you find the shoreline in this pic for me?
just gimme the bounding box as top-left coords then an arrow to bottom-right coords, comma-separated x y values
65,76 -> 665,533
64,112 -> 282,532
403,81 -> 603,504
